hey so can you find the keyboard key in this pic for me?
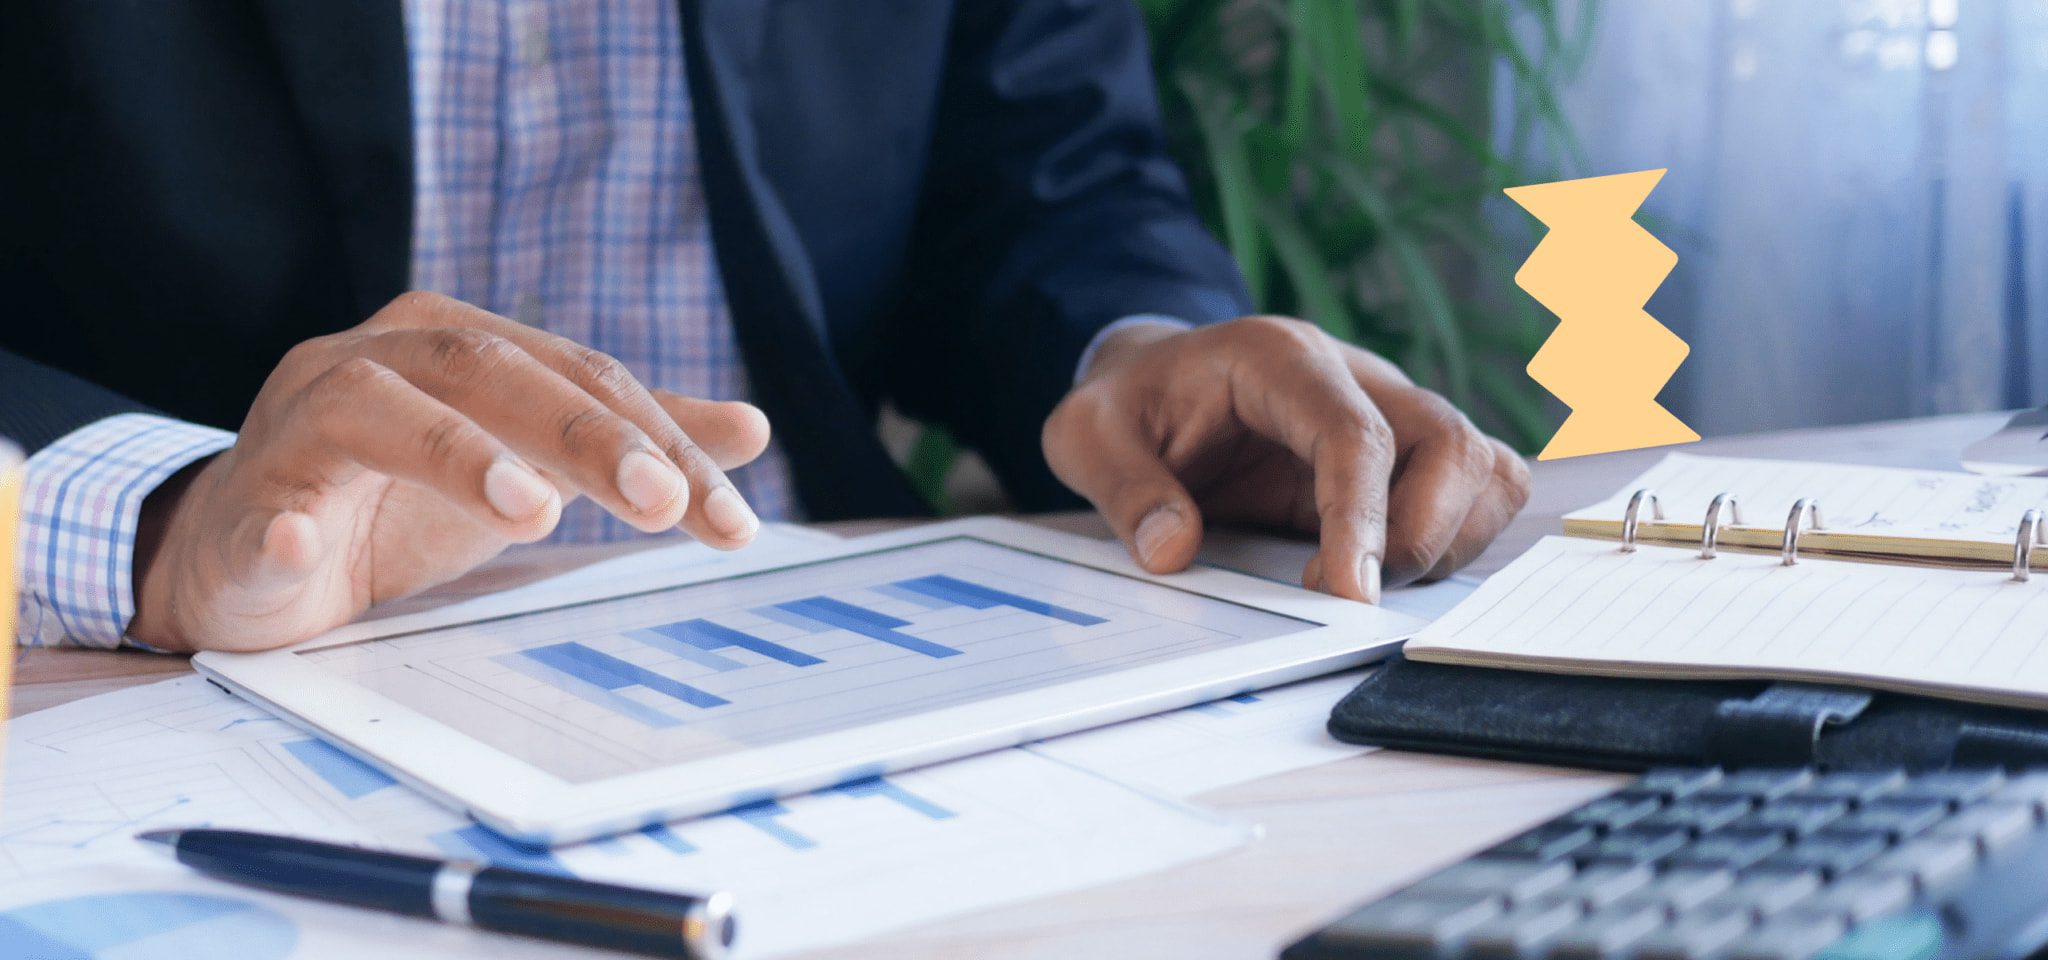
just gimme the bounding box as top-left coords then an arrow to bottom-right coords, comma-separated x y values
1638,768 -> 1725,799
1631,905 -> 1757,960
1639,867 -> 1737,911
1988,771 -> 2048,818
1750,830 -> 1890,878
1637,798 -> 1756,835
1890,769 -> 2004,807
1323,891 -> 1502,953
1714,871 -> 1823,919
1667,828 -> 1788,871
1827,797 -> 1949,840
1579,827 -> 1691,865
1460,894 -> 1583,959
1485,822 -> 1598,862
1861,836 -> 1980,893
1929,801 -> 2036,855
1568,794 -> 1666,831
1722,910 -> 1848,960
1408,859 -> 1574,903
1546,899 -> 1669,959
1699,769 -> 1814,802
1729,798 -> 1849,837
1799,873 -> 1914,922
1788,771 -> 1905,805
1551,864 -> 1654,909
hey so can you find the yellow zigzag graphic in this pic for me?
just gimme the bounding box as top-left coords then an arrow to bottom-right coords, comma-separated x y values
1506,169 -> 1699,461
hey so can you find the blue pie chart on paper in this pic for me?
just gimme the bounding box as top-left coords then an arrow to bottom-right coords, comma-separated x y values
0,892 -> 297,959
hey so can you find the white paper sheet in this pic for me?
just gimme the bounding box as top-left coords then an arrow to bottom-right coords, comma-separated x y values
3,676 -> 1246,959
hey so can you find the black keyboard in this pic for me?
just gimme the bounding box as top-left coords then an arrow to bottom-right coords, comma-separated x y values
1283,768 -> 2048,960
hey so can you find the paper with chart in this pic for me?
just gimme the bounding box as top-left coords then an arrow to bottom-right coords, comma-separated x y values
298,535 -> 1315,782
1404,534 -> 2048,709
1027,574 -> 1481,798
1564,452 -> 2048,566
2,676 -> 1246,959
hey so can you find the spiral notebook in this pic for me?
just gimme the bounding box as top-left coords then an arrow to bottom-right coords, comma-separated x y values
1406,454 -> 2048,710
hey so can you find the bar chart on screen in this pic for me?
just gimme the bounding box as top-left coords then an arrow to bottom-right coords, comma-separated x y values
300,537 -> 1308,782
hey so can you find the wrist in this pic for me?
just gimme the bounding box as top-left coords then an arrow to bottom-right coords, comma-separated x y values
1079,319 -> 1185,383
129,454 -> 217,650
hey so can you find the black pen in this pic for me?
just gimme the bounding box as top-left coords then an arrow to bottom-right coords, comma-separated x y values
138,827 -> 734,959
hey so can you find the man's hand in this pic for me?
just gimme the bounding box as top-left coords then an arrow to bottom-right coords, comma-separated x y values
1043,317 -> 1530,602
130,291 -> 771,652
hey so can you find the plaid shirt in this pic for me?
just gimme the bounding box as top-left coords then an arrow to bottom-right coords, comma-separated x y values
12,0 -> 1179,649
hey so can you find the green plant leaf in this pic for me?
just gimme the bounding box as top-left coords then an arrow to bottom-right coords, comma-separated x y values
1179,72 -> 1270,306
904,425 -> 959,514
1257,193 -> 1356,340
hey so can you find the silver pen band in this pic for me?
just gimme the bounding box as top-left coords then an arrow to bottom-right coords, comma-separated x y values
430,861 -> 482,925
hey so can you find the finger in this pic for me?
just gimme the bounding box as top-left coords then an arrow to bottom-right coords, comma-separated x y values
1042,395 -> 1206,574
1221,319 -> 1394,602
267,357 -> 564,541
372,293 -> 759,546
359,328 -> 697,537
1424,439 -> 1531,581
1378,393 -> 1494,586
650,392 -> 771,470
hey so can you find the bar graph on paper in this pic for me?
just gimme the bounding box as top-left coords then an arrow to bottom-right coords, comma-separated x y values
300,537 -> 1311,782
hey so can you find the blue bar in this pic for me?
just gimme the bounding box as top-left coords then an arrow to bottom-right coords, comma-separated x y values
496,653 -> 684,729
622,629 -> 745,672
751,605 -> 826,633
432,825 -> 569,876
894,575 -> 1106,626
833,776 -> 956,820
1227,693 -> 1262,705
521,642 -> 730,709
639,824 -> 697,856
283,739 -> 397,799
775,597 -> 962,658
644,619 -> 822,668
871,582 -> 952,610
727,799 -> 816,850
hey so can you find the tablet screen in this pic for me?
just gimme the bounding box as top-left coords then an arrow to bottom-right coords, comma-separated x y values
298,536 -> 1318,783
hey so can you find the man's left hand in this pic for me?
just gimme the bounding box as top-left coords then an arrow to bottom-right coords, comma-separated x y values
1042,317 -> 1530,603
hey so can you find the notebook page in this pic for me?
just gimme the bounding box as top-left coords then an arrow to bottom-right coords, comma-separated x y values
1563,453 -> 2048,559
1405,535 -> 2048,709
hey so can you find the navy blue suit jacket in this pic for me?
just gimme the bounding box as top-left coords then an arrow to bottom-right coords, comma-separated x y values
0,0 -> 1249,518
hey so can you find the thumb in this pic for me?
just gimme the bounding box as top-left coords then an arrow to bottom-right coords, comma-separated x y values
1044,417 -> 1204,574
222,508 -> 324,596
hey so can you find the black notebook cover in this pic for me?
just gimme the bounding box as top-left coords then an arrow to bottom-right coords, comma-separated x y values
1329,655 -> 2048,771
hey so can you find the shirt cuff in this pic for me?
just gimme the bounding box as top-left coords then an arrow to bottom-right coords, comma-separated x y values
15,413 -> 237,650
1073,314 -> 1194,385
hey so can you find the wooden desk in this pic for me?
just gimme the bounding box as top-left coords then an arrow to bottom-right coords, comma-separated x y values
11,410 -> 2010,958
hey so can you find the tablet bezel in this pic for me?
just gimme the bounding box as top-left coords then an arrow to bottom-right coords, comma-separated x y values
194,517 -> 1421,845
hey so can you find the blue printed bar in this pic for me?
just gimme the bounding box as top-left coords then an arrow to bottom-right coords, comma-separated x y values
774,597 -> 962,658
727,799 -> 817,850
643,619 -> 823,667
871,582 -> 952,610
750,605 -> 826,633
432,825 -> 569,876
832,776 -> 957,820
283,738 -> 398,800
639,824 -> 697,855
893,574 -> 1106,626
521,642 -> 730,709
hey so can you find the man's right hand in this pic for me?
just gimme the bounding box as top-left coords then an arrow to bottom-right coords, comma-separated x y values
128,291 -> 772,653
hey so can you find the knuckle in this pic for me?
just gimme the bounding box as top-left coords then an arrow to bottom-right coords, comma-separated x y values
553,406 -> 622,456
1235,314 -> 1325,351
567,347 -> 635,397
416,416 -> 477,465
1389,538 -> 1437,578
380,289 -> 454,326
426,329 -> 517,381
1495,441 -> 1533,507
664,438 -> 719,480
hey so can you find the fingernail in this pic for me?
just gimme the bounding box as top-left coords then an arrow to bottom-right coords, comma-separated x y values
485,458 -> 555,522
618,449 -> 684,515
1360,553 -> 1383,605
704,485 -> 759,539
1135,506 -> 1183,566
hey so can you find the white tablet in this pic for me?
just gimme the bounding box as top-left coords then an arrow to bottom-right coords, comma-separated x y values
194,517 -> 1422,846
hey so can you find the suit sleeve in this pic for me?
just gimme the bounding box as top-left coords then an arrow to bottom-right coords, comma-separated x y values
886,0 -> 1252,511
0,348 -> 161,454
